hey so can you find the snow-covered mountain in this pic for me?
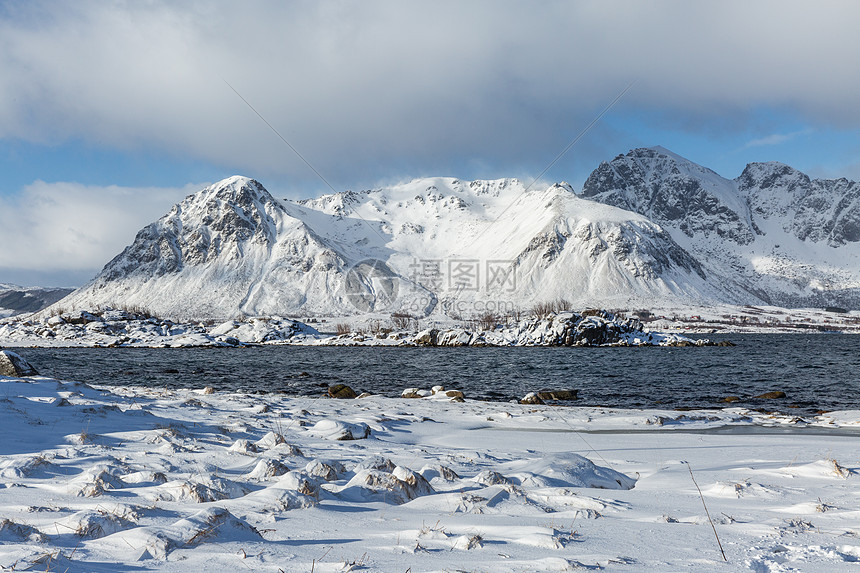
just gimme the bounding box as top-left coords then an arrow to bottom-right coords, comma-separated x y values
58,177 -> 437,319
58,174 -> 726,320
581,147 -> 860,308
55,148 -> 860,320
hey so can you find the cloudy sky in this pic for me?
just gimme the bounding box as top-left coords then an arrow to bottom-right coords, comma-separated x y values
2,0 -> 859,287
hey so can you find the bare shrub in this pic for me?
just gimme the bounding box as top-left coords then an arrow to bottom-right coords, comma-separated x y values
530,298 -> 573,318
391,312 -> 413,330
474,312 -> 499,332
335,323 -> 352,335
509,307 -> 523,323
530,301 -> 554,318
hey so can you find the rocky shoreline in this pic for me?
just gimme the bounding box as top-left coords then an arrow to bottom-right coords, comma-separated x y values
0,308 -> 731,349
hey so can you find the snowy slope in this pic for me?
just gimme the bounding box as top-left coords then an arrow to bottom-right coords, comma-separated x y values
582,147 -> 860,308
292,178 -> 728,312
58,176 -> 717,320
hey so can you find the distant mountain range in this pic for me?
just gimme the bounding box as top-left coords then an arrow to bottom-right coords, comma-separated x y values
53,147 -> 860,320
0,284 -> 73,318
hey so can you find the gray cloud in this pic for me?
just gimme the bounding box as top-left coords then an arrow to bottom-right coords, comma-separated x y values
1,0 -> 858,190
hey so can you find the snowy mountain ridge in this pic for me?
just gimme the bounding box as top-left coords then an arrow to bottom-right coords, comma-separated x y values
55,148 -> 860,320
582,147 -> 860,308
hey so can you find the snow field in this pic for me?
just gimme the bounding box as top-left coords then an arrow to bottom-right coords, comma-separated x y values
0,375 -> 858,571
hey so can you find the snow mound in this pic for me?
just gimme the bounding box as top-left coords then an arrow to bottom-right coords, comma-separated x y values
306,419 -> 371,441
503,456 -> 637,490
326,465 -> 435,504
97,507 -> 261,560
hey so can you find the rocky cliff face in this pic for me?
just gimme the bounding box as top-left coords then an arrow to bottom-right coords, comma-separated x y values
582,146 -> 757,244
100,178 -> 282,280
738,162 -> 860,246
581,147 -> 860,309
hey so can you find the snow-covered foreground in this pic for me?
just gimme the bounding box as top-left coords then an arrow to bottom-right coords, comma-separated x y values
1,374 -> 859,572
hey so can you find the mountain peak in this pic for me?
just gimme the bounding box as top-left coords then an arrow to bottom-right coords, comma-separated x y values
636,145 -> 681,158
582,147 -> 754,244
197,176 -> 273,205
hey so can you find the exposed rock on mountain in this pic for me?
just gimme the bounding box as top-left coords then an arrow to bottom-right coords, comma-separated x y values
582,147 -> 860,309
582,147 -> 756,244
738,162 -> 860,246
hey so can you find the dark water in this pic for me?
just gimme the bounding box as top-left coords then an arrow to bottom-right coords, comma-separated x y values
12,333 -> 860,413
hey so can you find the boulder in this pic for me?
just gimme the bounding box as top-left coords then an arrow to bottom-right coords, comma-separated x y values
401,388 -> 430,399
63,310 -> 102,325
436,329 -> 472,347
430,386 -> 465,400
415,328 -> 439,346
328,384 -> 357,399
0,350 -> 38,377
536,389 -> 578,401
520,392 -> 544,405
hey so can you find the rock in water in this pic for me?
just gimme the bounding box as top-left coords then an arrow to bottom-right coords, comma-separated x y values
328,384 -> 357,399
754,391 -> 787,399
0,350 -> 38,377
536,389 -> 578,401
415,329 -> 439,346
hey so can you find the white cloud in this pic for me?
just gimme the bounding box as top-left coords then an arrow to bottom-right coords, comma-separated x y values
744,129 -> 814,148
1,1 -> 858,187
0,181 -> 202,285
